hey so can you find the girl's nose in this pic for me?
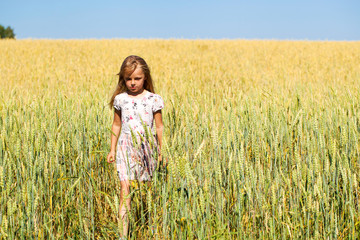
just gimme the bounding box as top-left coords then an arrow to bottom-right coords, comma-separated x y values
131,79 -> 135,85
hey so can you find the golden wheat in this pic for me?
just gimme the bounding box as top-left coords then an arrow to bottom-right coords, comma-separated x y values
0,39 -> 359,239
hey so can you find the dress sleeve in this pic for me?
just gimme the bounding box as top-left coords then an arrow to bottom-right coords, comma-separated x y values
152,94 -> 164,113
113,95 -> 121,111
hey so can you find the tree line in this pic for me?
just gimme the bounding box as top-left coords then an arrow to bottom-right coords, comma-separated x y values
0,24 -> 15,39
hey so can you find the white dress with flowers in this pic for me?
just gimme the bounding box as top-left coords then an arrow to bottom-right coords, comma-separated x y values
113,91 -> 164,181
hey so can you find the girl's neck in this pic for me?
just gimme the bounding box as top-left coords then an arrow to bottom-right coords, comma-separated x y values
126,88 -> 148,98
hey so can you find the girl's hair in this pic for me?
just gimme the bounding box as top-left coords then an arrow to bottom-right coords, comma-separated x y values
109,55 -> 155,109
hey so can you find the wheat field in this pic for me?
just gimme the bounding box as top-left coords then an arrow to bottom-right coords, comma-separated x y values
1,39 -> 360,239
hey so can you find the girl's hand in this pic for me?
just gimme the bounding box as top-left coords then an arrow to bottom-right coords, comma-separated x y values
107,151 -> 116,163
157,155 -> 168,173
158,154 -> 168,168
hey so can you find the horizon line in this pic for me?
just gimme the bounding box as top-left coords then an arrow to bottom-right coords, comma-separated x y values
6,37 -> 360,42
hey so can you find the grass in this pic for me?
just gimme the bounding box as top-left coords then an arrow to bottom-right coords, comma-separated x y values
0,39 -> 360,239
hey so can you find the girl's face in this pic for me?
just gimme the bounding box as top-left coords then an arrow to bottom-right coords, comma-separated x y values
124,67 -> 146,94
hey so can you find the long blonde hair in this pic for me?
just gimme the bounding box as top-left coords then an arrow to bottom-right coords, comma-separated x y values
109,55 -> 155,109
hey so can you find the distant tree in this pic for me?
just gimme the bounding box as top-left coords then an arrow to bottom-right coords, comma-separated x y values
0,24 -> 15,39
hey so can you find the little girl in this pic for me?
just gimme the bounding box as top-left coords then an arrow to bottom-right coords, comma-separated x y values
106,55 -> 164,238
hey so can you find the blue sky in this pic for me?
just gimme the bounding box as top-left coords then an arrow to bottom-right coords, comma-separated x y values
1,0 -> 359,40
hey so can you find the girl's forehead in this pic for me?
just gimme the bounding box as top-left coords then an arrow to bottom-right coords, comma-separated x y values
124,66 -> 144,77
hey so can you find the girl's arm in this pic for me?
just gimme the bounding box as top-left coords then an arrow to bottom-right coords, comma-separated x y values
110,109 -> 122,153
154,110 -> 164,151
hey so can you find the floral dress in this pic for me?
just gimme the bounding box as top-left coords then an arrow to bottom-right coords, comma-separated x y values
113,91 -> 164,181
